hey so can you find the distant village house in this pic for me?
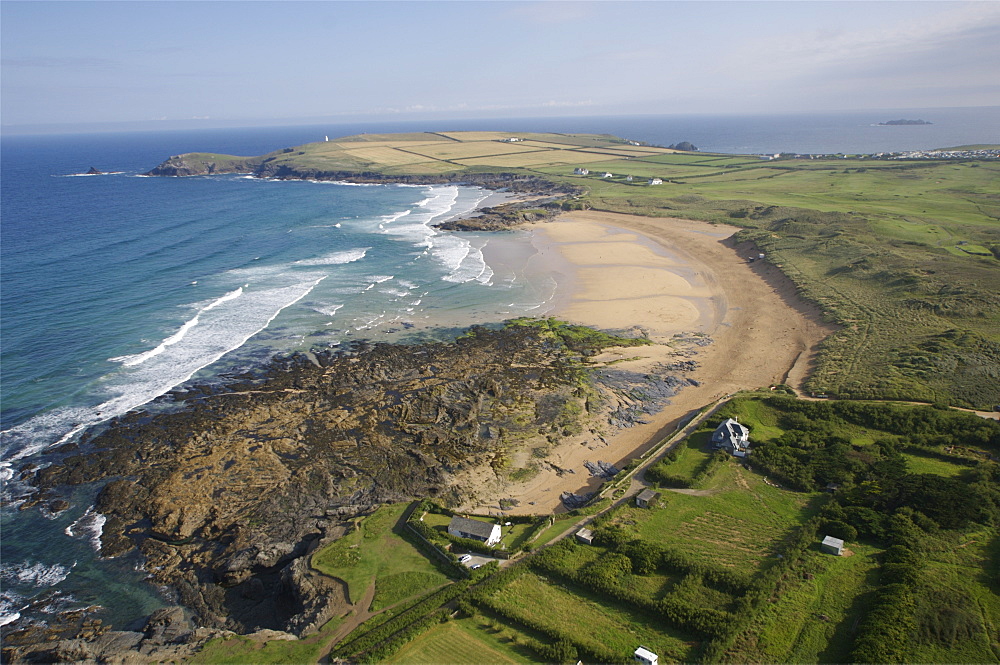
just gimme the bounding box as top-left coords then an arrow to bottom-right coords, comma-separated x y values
448,516 -> 502,547
712,417 -> 750,456
648,177 -> 663,185
574,167 -> 590,175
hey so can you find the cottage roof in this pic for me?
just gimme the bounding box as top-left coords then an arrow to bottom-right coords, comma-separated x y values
712,418 -> 749,443
449,515 -> 498,539
637,489 -> 659,502
576,528 -> 593,539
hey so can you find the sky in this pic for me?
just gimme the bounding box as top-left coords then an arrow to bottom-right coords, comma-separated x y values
2,0 -> 999,132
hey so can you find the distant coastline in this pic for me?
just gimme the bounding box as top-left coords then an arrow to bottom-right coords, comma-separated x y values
876,118 -> 932,125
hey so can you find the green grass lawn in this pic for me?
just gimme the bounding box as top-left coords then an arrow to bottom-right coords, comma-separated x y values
488,572 -> 698,663
530,517 -> 581,547
382,616 -> 538,664
905,527 -> 1000,664
623,459 -> 820,571
192,613 -> 347,664
724,543 -> 882,664
902,452 -> 971,476
311,503 -> 450,606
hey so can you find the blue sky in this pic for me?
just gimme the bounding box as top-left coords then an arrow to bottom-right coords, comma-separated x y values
2,1 -> 999,131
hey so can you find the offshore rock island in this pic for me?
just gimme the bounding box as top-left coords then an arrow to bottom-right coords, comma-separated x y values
6,130 -> 1000,664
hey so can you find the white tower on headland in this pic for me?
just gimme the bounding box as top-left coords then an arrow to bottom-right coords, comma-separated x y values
325,136 -> 329,142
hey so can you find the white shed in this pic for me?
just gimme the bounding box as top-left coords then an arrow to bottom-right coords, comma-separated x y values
821,535 -> 844,556
634,646 -> 659,665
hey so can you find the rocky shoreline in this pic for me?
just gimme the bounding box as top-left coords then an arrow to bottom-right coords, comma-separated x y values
142,153 -> 582,232
3,321 -> 696,661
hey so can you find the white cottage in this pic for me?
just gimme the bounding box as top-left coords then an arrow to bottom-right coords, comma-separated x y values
448,516 -> 502,547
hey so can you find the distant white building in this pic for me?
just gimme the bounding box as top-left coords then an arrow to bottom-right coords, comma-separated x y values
648,177 -> 663,185
603,172 -> 613,178
574,167 -> 590,175
448,516 -> 502,547
626,175 -> 634,182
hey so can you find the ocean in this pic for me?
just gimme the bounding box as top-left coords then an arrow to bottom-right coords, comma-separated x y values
1,107 -> 997,631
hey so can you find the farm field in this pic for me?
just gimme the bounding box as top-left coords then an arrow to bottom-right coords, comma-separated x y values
382,616 -> 536,664
310,503 -> 451,606
486,571 -> 698,663
727,543 -> 882,664
615,463 -> 819,570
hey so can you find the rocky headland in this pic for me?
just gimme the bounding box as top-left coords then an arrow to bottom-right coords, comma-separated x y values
6,321 -> 682,660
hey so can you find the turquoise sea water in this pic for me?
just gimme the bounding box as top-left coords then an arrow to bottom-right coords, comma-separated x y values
1,108 -> 997,630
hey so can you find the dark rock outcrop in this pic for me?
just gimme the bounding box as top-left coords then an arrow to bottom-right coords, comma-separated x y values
21,326 -> 591,634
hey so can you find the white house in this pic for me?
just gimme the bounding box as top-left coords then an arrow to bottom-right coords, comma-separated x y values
448,516 -> 502,547
712,417 -> 750,454
603,172 -> 613,178
634,646 -> 659,665
648,177 -> 663,185
574,167 -> 590,176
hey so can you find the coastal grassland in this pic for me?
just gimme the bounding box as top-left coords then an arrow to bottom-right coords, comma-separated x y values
192,613 -> 347,664
904,528 -> 1000,664
310,503 -> 450,606
381,616 -> 537,664
484,570 -> 698,663
618,458 -> 819,571
723,543 -> 882,664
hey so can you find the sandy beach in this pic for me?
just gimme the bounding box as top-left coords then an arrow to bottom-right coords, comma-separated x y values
462,210 -> 836,515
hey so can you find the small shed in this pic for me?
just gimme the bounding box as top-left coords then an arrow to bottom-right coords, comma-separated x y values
574,167 -> 590,175
575,528 -> 594,545
636,489 -> 660,508
821,535 -> 844,556
648,177 -> 663,185
448,516 -> 502,547
634,646 -> 659,665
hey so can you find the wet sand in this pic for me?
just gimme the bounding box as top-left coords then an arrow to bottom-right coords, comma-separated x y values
461,210 -> 836,515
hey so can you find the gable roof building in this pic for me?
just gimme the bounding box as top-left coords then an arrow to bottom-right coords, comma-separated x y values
636,489 -> 661,508
447,516 -> 502,547
711,417 -> 750,454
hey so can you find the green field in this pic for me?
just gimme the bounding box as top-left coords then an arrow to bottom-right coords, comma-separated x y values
724,544 -> 882,663
192,614 -> 347,664
382,616 -> 536,664
487,571 -> 697,663
311,503 -> 451,606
